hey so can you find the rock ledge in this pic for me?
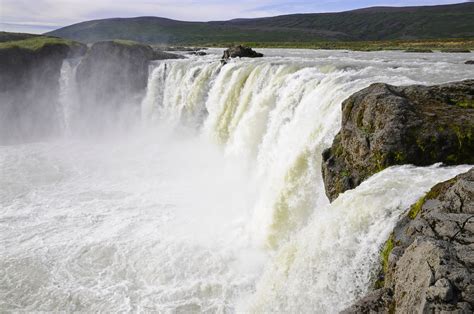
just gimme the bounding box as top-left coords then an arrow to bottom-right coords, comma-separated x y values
322,80 -> 474,201
344,168 -> 474,313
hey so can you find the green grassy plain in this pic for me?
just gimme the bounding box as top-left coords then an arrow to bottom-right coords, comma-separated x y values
0,34 -> 80,51
204,38 -> 474,52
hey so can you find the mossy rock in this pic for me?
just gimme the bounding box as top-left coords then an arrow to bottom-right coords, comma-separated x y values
347,168 -> 474,313
322,80 -> 474,201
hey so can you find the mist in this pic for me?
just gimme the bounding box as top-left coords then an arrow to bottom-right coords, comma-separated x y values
1,45 -> 473,311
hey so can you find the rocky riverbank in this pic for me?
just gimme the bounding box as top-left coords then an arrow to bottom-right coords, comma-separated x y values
326,79 -> 474,312
344,167 -> 473,313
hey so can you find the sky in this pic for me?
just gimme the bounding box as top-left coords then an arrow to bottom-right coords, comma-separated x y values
0,0 -> 469,34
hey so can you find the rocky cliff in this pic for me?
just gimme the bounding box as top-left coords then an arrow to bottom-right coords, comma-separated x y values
76,41 -> 154,105
322,80 -> 474,201
345,167 -> 474,313
74,40 -> 180,132
0,37 -> 86,144
221,45 -> 263,63
0,37 -> 182,141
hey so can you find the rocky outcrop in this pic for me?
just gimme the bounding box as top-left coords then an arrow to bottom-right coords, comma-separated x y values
344,168 -> 474,313
322,80 -> 474,201
72,40 -> 181,133
466,60 -> 474,65
76,41 -> 154,99
76,41 -> 182,102
221,45 -> 263,62
152,48 -> 184,60
405,48 -> 433,53
0,39 -> 86,144
188,51 -> 207,56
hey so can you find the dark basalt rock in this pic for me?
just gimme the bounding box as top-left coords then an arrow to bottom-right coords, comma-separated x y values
76,41 -> 154,99
221,45 -> 263,62
74,40 -> 159,132
188,51 -> 207,56
0,41 -> 86,144
322,80 -> 474,201
345,168 -> 474,313
404,48 -> 433,53
152,49 -> 184,60
165,46 -> 207,52
466,60 -> 474,65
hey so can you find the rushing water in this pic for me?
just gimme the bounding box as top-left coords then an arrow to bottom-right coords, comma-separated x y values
1,49 -> 473,312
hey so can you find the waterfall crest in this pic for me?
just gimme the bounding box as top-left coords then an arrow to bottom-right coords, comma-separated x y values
138,53 -> 472,310
3,50 -> 469,311
142,55 -> 421,248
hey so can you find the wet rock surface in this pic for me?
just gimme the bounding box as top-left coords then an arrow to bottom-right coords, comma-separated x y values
0,41 -> 86,144
76,41 -> 154,99
152,49 -> 184,60
345,168 -> 474,313
75,41 -> 158,130
322,80 -> 474,201
221,45 -> 263,62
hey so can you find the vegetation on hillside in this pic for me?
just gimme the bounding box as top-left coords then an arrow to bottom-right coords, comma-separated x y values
0,31 -> 40,43
204,38 -> 474,51
0,35 -> 82,51
47,3 -> 474,45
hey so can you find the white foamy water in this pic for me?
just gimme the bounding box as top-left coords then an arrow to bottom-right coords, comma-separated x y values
1,49 -> 473,312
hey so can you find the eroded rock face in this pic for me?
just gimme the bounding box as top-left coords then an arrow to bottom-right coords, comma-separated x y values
322,80 -> 474,201
75,41 -> 157,131
345,168 -> 474,313
0,42 -> 85,144
221,45 -> 263,61
76,41 -> 154,102
152,49 -> 184,60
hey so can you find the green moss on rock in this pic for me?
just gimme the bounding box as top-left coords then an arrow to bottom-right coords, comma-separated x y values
381,234 -> 395,273
455,99 -> 474,109
408,196 -> 426,219
0,36 -> 79,51
322,80 -> 474,202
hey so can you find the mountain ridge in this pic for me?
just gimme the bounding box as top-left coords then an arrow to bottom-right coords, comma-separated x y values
47,2 -> 474,44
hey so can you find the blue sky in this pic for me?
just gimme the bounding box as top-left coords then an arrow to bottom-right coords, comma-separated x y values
0,0 -> 468,33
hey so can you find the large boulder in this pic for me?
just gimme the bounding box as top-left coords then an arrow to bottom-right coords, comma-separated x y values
322,80 -> 474,201
221,45 -> 263,61
0,37 -> 86,144
344,168 -> 474,313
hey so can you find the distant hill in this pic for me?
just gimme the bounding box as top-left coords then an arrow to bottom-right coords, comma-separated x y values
47,2 -> 474,44
0,31 -> 40,43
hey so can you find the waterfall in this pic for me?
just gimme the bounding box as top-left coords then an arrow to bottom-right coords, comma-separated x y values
248,164 -> 471,313
58,58 -> 81,135
139,53 -> 472,311
3,50 -> 471,311
142,56 -> 422,249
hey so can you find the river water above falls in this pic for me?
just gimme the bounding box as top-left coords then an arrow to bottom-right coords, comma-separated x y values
1,49 -> 473,312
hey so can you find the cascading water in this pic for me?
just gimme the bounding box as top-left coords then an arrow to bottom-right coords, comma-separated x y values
1,49 -> 473,312
58,58 -> 81,134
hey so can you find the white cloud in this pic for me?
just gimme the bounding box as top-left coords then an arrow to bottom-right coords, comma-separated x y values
0,0 -> 281,26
